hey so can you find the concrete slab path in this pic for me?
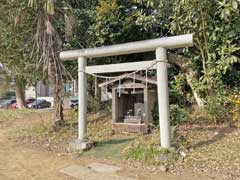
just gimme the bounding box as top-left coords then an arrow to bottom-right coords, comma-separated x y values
60,164 -> 136,180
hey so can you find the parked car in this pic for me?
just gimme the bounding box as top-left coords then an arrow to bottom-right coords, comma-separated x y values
11,98 -> 36,109
70,97 -> 78,109
29,99 -> 51,109
10,102 -> 18,109
0,99 -> 16,109
26,98 -> 36,104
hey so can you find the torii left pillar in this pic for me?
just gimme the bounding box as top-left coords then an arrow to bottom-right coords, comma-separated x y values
69,56 -> 91,151
78,56 -> 87,141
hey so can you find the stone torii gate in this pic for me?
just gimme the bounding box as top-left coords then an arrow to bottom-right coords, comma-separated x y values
60,34 -> 193,150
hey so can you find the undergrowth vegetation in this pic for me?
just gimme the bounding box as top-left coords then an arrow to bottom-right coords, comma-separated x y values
152,103 -> 188,127
123,89 -> 240,169
0,109 -> 35,123
205,89 -> 240,124
1,105 -> 240,178
231,91 -> 240,123
122,130 -> 178,167
10,109 -> 114,152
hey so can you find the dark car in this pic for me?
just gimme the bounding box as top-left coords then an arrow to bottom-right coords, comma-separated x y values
0,99 -> 16,109
70,97 -> 78,109
26,98 -> 36,104
29,99 -> 51,109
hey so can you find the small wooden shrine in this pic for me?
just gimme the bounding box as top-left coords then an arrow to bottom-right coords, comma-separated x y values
99,74 -> 157,133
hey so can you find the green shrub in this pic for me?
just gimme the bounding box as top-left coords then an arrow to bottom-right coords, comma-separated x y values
122,130 -> 178,165
206,91 -> 232,124
231,91 -> 240,122
170,104 -> 187,126
152,102 -> 187,127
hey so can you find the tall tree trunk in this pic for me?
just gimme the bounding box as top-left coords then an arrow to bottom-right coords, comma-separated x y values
168,54 -> 205,107
15,77 -> 27,109
49,59 -> 64,129
185,72 -> 205,107
31,3 -> 66,130
53,84 -> 64,126
35,82 -> 38,100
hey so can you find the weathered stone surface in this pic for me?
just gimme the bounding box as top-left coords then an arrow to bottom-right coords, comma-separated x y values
59,165 -> 93,179
87,162 -> 121,173
59,164 -> 137,180
68,139 -> 93,152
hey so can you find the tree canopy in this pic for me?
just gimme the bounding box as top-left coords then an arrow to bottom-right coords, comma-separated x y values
0,0 -> 239,122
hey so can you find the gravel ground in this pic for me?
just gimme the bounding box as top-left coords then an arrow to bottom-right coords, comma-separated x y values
174,124 -> 240,180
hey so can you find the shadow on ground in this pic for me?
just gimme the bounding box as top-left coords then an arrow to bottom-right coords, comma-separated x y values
190,126 -> 237,149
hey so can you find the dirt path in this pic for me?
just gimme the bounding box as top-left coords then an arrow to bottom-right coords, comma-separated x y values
0,128 -> 217,180
0,110 -> 218,180
0,129 -> 78,180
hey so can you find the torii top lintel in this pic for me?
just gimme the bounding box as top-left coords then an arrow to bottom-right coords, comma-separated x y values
60,34 -> 193,61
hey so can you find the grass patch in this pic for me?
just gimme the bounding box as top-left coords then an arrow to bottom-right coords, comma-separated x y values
0,109 -> 36,123
9,109 -> 117,153
81,137 -> 134,160
11,121 -> 50,139
3,108 -> 240,179
123,130 -> 178,166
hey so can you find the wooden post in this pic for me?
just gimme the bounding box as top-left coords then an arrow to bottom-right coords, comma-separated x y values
112,88 -> 118,123
143,87 -> 149,125
73,79 -> 78,96
94,77 -> 99,99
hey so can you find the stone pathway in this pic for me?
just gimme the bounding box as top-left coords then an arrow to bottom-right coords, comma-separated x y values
60,163 -> 136,180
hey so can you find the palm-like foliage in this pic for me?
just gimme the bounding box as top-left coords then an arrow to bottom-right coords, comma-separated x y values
28,0 -> 69,127
1,0 -> 71,125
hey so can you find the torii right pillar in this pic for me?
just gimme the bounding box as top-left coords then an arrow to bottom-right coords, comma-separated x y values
156,47 -> 171,148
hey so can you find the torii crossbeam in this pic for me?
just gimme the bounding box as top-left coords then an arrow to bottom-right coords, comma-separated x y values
60,34 -> 193,150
